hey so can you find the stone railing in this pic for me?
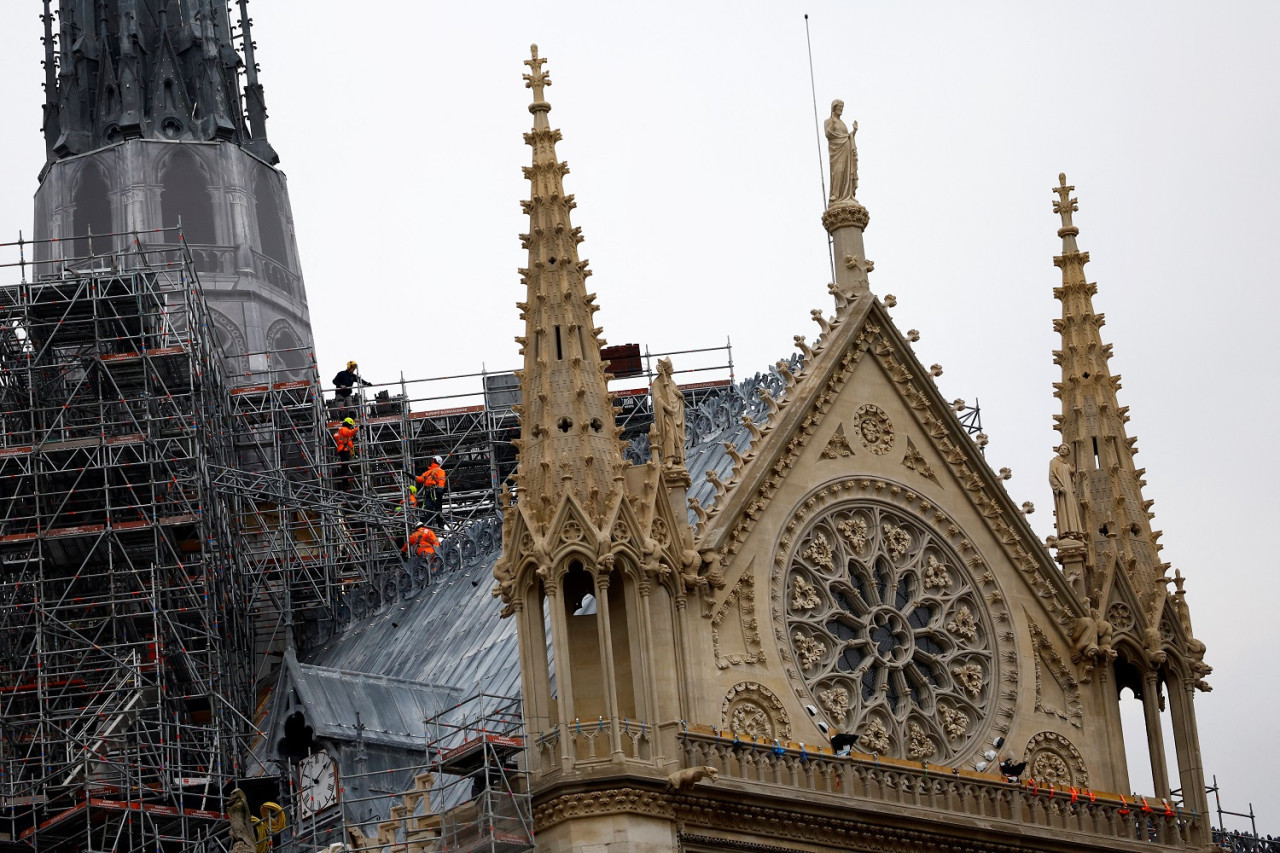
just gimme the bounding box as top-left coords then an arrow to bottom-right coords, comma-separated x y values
532,718 -> 660,768
678,730 -> 1207,849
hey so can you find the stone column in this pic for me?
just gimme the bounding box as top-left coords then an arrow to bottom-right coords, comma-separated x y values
822,201 -> 871,300
544,576 -> 576,771
593,568 -> 624,761
1141,671 -> 1171,799
1167,678 -> 1211,845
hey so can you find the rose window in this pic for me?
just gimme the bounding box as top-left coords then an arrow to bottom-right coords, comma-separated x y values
783,501 -> 995,761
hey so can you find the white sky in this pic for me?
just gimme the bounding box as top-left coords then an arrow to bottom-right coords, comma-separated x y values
1,0 -> 1276,833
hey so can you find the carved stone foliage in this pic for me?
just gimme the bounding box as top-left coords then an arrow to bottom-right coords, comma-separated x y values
901,436 -> 938,484
822,424 -> 855,459
711,571 -> 765,669
776,497 -> 1003,762
1028,618 -> 1083,728
1022,731 -> 1089,789
854,403 -> 894,455
722,682 -> 792,740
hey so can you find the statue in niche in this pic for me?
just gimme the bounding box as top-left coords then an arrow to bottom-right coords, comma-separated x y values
1049,444 -> 1084,540
650,357 -> 686,469
825,99 -> 858,205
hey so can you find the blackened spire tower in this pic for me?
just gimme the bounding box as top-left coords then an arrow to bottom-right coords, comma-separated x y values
35,0 -> 312,381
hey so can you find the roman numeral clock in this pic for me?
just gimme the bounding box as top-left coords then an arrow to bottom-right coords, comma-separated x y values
298,749 -> 339,816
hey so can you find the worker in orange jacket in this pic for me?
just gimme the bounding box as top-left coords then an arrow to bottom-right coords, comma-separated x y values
415,455 -> 447,523
333,417 -> 357,490
396,485 -> 419,517
401,523 -> 439,562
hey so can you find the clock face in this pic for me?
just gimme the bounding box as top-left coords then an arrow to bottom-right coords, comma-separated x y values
299,750 -> 338,815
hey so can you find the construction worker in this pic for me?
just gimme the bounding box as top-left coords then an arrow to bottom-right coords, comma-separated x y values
333,416 -> 357,491
415,455 -> 447,524
396,485 -> 419,515
401,522 -> 439,564
332,360 -> 369,418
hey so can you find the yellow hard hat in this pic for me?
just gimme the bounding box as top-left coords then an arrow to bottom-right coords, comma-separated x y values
410,485 -> 418,494
347,360 -> 357,370
343,417 -> 355,426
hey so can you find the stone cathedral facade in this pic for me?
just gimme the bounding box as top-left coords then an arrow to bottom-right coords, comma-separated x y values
494,47 -> 1215,852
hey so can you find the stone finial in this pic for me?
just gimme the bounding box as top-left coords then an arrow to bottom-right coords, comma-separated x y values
523,44 -> 551,108
1052,172 -> 1080,251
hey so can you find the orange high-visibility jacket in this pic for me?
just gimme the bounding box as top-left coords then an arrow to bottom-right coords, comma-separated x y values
416,462 -> 446,490
404,527 -> 439,557
333,424 -> 357,453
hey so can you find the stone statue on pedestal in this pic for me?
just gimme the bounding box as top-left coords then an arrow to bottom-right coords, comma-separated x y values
1049,444 -> 1084,540
825,99 -> 858,205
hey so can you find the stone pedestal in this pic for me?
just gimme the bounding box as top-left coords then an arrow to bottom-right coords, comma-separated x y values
822,200 -> 870,298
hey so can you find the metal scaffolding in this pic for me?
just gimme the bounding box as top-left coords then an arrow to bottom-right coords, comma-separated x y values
0,233 -> 246,852
0,226 -> 735,852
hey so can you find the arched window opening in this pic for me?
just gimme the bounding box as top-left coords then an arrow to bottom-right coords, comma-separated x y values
73,163 -> 112,259
607,566 -> 639,721
255,177 -> 289,266
1115,659 -> 1176,798
563,561 -> 604,721
160,149 -> 217,245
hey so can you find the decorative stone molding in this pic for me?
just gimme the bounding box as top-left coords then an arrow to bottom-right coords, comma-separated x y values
821,200 -> 870,233
722,682 -> 792,740
854,403 -> 894,455
710,571 -> 765,669
773,488 -> 1014,762
1027,617 -> 1083,728
1022,731 -> 1089,789
902,436 -> 939,484
821,423 -> 855,459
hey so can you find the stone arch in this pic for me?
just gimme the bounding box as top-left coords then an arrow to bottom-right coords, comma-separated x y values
72,159 -> 113,259
159,147 -> 217,245
264,319 -> 310,376
207,308 -> 247,379
253,172 -> 289,267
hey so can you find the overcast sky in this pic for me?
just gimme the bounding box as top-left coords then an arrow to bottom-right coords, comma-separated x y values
1,1 -> 1276,833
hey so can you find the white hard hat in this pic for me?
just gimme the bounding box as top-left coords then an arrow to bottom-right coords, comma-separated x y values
416,522 -> 426,528
433,455 -> 443,464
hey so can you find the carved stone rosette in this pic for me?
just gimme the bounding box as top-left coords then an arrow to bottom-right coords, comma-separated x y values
854,404 -> 894,455
775,493 -> 1005,762
721,682 -> 792,741
1022,731 -> 1089,789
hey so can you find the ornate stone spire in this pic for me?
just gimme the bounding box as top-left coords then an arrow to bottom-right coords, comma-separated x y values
1051,174 -> 1168,621
510,44 -> 625,532
42,0 -> 277,166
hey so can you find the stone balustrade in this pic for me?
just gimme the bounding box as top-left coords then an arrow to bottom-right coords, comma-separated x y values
678,729 -> 1207,849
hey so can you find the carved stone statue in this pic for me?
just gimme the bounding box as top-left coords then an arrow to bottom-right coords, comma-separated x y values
649,357 -> 686,469
227,788 -> 257,853
1049,444 -> 1084,539
825,99 -> 858,205
666,765 -> 719,792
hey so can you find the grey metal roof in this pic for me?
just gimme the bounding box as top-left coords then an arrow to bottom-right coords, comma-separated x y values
287,658 -> 464,750
306,545 -> 520,700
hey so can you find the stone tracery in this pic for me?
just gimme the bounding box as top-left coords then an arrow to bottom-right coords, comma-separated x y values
779,499 -> 998,761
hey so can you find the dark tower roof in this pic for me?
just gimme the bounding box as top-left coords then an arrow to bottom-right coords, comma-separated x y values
42,0 -> 277,171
